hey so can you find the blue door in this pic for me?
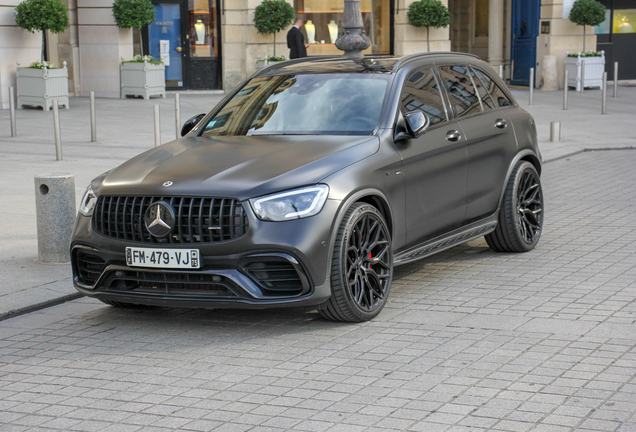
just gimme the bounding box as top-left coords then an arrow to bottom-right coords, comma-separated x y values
148,3 -> 183,87
511,0 -> 540,86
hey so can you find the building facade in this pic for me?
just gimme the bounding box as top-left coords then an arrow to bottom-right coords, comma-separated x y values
1,0 -> 635,108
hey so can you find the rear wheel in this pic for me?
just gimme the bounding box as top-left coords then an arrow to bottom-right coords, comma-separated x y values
319,203 -> 393,322
486,161 -> 543,252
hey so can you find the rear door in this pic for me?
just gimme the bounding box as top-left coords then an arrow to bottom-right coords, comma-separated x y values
395,66 -> 468,249
436,64 -> 517,224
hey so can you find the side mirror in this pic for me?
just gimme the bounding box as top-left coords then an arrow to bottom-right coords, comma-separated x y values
181,113 -> 206,137
404,111 -> 430,138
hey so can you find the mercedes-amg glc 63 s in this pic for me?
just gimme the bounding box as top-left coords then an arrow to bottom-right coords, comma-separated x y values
71,53 -> 544,322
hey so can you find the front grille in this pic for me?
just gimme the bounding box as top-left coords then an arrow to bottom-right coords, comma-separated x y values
244,258 -> 306,295
93,196 -> 249,243
105,270 -> 239,297
76,250 -> 106,286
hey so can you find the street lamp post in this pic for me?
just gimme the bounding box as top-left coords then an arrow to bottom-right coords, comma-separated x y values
334,0 -> 370,59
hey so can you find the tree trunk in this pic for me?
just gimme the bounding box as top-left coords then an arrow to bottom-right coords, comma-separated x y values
41,31 -> 46,64
427,27 -> 430,52
273,32 -> 276,57
583,25 -> 586,52
139,28 -> 144,57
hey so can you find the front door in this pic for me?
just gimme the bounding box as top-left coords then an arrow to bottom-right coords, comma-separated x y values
397,66 -> 468,248
511,0 -> 540,86
147,0 -> 222,90
149,3 -> 184,88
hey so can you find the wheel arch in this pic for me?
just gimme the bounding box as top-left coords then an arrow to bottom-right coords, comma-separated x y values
497,150 -> 542,212
323,189 -> 395,288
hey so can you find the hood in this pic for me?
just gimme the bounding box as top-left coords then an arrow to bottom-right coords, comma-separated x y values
94,135 -> 379,200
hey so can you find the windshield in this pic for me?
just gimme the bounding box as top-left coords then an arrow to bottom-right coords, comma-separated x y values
200,73 -> 390,136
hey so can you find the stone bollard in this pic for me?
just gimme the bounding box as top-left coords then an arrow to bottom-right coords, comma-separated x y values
540,55 -> 559,90
34,174 -> 76,263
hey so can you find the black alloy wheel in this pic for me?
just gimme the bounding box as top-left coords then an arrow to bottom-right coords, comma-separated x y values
486,161 -> 544,252
319,203 -> 393,322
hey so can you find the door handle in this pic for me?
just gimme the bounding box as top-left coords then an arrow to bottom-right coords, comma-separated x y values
176,47 -> 182,52
446,130 -> 461,142
495,118 -> 507,129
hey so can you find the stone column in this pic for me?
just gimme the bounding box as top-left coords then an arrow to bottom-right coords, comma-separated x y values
488,0 -> 504,66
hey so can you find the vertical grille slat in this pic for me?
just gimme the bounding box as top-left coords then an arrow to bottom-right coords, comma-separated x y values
93,196 -> 247,244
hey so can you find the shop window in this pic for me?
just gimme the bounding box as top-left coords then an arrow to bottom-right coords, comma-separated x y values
189,0 -> 218,57
613,9 -> 636,33
293,0 -> 390,56
595,9 -> 611,34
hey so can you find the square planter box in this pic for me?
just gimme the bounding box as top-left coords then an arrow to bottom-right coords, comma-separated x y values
16,61 -> 69,111
121,61 -> 166,99
256,59 -> 285,70
565,51 -> 605,91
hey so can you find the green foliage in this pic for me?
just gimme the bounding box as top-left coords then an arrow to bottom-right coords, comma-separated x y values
14,0 -> 69,34
407,0 -> 451,29
27,60 -> 54,69
253,0 -> 295,36
567,51 -> 603,57
569,0 -> 605,27
112,0 -> 155,30
266,55 -> 286,62
122,54 -> 163,64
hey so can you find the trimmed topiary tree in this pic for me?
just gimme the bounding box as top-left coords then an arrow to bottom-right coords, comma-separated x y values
407,0 -> 451,52
254,0 -> 295,57
113,0 -> 155,56
569,0 -> 606,52
14,0 -> 69,63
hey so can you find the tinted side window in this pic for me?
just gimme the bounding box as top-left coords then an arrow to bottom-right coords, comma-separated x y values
400,68 -> 447,126
437,65 -> 482,118
473,67 -> 513,107
467,66 -> 495,110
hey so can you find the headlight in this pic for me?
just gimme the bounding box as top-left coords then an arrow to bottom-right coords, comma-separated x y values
250,185 -> 329,221
79,186 -> 97,216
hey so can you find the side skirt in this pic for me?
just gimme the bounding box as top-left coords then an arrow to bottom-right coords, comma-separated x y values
393,216 -> 498,267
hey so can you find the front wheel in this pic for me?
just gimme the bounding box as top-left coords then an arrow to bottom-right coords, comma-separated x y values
319,203 -> 393,322
486,161 -> 544,252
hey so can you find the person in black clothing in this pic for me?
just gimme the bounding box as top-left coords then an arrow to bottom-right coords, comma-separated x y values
287,18 -> 307,59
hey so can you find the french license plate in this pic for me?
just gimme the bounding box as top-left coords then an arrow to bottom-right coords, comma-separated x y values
126,247 -> 200,269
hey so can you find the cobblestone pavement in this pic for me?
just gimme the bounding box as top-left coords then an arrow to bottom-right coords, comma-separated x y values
1,149 -> 635,431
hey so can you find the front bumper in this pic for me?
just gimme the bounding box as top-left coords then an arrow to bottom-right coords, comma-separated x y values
70,199 -> 340,309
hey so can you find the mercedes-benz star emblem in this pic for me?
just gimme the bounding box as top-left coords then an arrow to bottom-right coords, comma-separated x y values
144,202 -> 175,238
163,181 -> 173,187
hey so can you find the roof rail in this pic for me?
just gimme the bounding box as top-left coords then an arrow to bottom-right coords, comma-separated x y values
393,51 -> 481,71
251,56 -> 338,78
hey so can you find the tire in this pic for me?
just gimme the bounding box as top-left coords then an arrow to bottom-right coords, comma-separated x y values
486,161 -> 544,252
319,203 -> 393,322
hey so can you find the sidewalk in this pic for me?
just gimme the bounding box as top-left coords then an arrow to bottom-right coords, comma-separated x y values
0,84 -> 634,320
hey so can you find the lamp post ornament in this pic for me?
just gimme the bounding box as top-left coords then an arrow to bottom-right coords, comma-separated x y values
335,0 -> 370,59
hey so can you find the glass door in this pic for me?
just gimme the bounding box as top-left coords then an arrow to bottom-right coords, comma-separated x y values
148,3 -> 184,88
185,0 -> 222,89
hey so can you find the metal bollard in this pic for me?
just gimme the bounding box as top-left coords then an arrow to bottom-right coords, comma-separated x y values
53,100 -> 62,160
613,62 -> 618,98
154,105 -> 161,147
580,60 -> 585,93
563,70 -> 569,110
9,87 -> 17,136
602,72 -> 607,115
34,174 -> 76,263
499,65 -> 504,80
529,68 -> 534,105
175,93 -> 181,139
90,91 -> 97,142
550,122 -> 561,142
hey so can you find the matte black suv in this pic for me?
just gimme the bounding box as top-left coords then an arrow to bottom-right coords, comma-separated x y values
71,53 -> 544,322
